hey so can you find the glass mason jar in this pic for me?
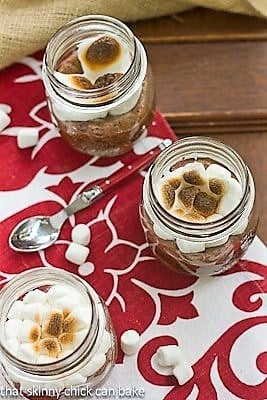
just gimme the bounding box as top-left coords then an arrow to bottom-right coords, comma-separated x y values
42,15 -> 155,157
140,137 -> 259,276
0,268 -> 117,400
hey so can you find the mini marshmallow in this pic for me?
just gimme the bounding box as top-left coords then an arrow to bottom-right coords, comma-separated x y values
206,164 -> 231,180
59,329 -> 88,352
4,319 -> 22,340
176,238 -> 205,254
47,284 -> 74,304
0,109 -> 11,132
38,338 -> 61,358
17,343 -> 39,363
205,236 -> 229,248
7,300 -> 25,319
22,303 -> 47,325
156,345 -> 182,367
53,295 -> 84,316
218,177 -> 242,216
182,162 -> 207,186
23,289 -> 47,305
71,224 -> 90,246
37,355 -> 58,364
5,339 -> 20,356
98,330 -> 111,354
18,319 -> 41,343
173,361 -> 194,385
63,307 -> 91,332
65,242 -> 89,265
64,372 -> 87,388
17,127 -> 39,149
120,329 -> 140,356
80,353 -> 106,377
0,103 -> 11,114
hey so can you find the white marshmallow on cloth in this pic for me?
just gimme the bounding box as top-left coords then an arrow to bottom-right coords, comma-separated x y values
17,127 -> 39,149
23,289 -> 47,305
7,300 -> 25,320
17,343 -> 39,363
80,353 -> 106,377
71,224 -> 90,246
156,345 -> 182,367
176,238 -> 205,254
18,319 -> 41,343
5,339 -> 20,356
5,319 -> 22,340
173,360 -> 194,385
22,303 -> 47,325
120,329 -> 140,356
65,242 -> 89,265
0,109 -> 11,132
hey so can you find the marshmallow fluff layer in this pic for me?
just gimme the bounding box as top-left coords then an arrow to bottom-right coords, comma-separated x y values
153,161 -> 248,254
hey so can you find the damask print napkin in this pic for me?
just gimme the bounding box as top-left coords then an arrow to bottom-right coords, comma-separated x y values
0,52 -> 266,400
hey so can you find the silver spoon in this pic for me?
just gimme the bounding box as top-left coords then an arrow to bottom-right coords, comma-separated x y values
9,139 -> 172,252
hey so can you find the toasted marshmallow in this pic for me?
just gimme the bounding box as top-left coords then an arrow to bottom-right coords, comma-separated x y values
218,177 -> 242,216
182,162 -> 207,186
37,355 -> 58,364
71,224 -> 91,246
156,345 -> 182,367
77,35 -> 132,84
63,307 -> 91,332
23,289 -> 47,305
17,127 -> 39,149
4,319 -> 22,340
65,242 -> 90,265
17,343 -> 39,363
5,339 -> 20,356
173,361 -> 194,385
18,319 -> 41,343
120,329 -> 140,356
64,373 -> 87,388
98,330 -> 111,355
22,303 -> 47,325
38,338 -> 61,358
7,300 -> 25,320
42,309 -> 64,337
59,329 -> 88,352
80,353 -> 106,377
206,164 -> 231,180
53,295 -> 84,317
54,72 -> 93,90
0,109 -> 11,132
176,238 -> 205,254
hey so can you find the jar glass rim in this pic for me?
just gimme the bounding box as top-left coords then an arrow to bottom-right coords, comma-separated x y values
0,267 -> 100,376
147,136 -> 254,240
43,14 -> 146,108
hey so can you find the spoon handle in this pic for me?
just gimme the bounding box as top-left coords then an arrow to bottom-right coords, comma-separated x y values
50,138 -> 172,228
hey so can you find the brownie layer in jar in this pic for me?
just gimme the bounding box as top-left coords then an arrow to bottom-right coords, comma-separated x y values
55,65 -> 155,157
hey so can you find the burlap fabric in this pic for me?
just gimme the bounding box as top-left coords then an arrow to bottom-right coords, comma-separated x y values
0,0 -> 267,70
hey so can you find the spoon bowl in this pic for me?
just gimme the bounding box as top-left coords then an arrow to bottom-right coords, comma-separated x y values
9,216 -> 60,252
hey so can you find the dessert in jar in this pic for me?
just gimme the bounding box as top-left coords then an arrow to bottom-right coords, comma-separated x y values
140,137 -> 258,276
42,15 -> 155,157
0,268 -> 117,400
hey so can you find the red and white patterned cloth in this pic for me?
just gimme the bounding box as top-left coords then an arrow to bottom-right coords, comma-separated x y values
0,52 -> 267,400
